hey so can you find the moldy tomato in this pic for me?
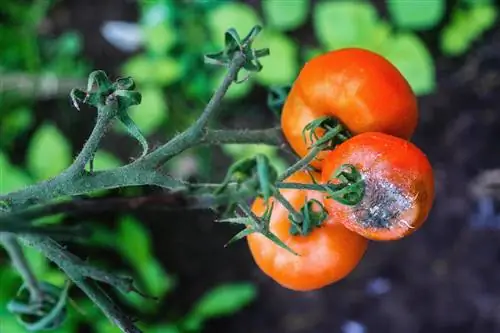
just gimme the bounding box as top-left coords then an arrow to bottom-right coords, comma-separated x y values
281,48 -> 418,169
321,132 -> 434,241
246,170 -> 368,291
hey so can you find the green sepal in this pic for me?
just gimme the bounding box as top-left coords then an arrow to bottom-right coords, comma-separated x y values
116,112 -> 149,159
204,25 -> 270,82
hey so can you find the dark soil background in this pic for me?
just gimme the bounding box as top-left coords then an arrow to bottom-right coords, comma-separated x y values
31,1 -> 500,333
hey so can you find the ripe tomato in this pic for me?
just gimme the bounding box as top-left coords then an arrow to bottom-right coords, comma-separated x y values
321,132 -> 434,241
246,170 -> 368,291
281,47 -> 418,169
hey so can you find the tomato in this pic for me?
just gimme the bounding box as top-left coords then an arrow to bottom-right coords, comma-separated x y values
246,170 -> 368,291
281,48 -> 418,169
321,132 -> 434,241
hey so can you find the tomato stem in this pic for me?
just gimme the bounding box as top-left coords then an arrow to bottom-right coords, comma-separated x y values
277,145 -> 321,182
324,164 -> 365,206
302,116 -> 352,150
289,199 -> 328,236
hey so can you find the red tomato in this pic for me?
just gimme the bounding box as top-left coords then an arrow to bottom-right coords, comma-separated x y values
321,132 -> 434,241
246,170 -> 368,291
281,48 -> 418,169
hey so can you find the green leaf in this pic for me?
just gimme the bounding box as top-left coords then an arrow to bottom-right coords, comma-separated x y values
127,86 -> 168,135
139,259 -> 175,297
92,150 -> 122,171
27,123 -> 72,180
313,1 -> 383,51
222,144 -> 288,174
440,4 -> 497,56
0,152 -> 32,194
254,31 -> 299,86
117,216 -> 152,267
207,2 -> 262,49
190,283 -> 257,320
0,107 -> 34,146
122,55 -> 183,86
381,33 -> 435,95
116,216 -> 174,298
144,23 -> 177,55
387,0 -> 445,30
262,0 -> 309,31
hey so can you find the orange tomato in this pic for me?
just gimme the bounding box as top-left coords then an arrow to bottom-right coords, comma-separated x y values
281,48 -> 418,169
246,170 -> 368,291
321,132 -> 434,241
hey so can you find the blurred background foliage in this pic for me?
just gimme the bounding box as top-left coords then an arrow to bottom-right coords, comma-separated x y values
0,0 -> 498,332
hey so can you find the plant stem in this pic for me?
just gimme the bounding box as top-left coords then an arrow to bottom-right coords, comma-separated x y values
277,145 -> 322,182
201,127 -> 283,146
0,233 -> 43,302
272,190 -> 302,223
67,110 -> 114,175
20,235 -> 142,333
275,182 -> 329,191
142,52 -> 247,168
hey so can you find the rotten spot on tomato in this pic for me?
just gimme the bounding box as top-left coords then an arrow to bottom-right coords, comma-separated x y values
351,176 -> 414,230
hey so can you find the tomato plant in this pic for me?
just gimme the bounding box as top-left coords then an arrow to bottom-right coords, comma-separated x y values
321,132 -> 435,241
281,47 -> 418,169
246,170 -> 368,291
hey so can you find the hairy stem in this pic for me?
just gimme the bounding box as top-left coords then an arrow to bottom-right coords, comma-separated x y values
142,52 -> 247,168
277,145 -> 322,182
0,233 -> 43,302
20,236 -> 142,333
68,110 -> 114,175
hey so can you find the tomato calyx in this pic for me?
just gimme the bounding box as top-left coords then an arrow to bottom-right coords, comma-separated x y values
323,164 -> 365,206
220,202 -> 299,255
215,154 -> 278,202
302,116 -> 352,151
289,199 -> 328,236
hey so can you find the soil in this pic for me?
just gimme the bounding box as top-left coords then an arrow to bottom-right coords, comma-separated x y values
33,1 -> 500,332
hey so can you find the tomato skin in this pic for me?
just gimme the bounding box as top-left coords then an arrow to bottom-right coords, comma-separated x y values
246,170 -> 368,291
321,132 -> 434,241
281,48 -> 418,169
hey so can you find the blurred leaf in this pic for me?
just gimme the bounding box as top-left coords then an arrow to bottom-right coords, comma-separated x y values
92,150 -> 122,171
144,23 -> 177,55
222,144 -> 288,174
27,123 -> 72,180
24,247 -> 49,276
127,86 -> 168,135
387,0 -> 445,30
140,0 -> 176,27
313,1 -> 382,50
254,31 -> 299,86
146,324 -> 180,333
382,33 -> 435,95
0,152 -> 32,194
207,2 -> 262,49
117,216 -> 151,267
0,107 -> 34,146
123,55 -> 183,86
441,4 -> 497,56
0,267 -> 19,302
55,31 -> 83,57
262,0 -> 309,31
140,259 -> 175,297
189,283 -> 256,320
116,216 -> 174,299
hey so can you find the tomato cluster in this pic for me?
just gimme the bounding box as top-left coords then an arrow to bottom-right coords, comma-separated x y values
246,48 -> 435,291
